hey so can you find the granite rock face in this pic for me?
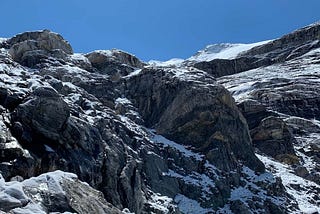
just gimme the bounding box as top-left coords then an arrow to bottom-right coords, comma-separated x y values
126,67 -> 264,173
2,24 -> 320,213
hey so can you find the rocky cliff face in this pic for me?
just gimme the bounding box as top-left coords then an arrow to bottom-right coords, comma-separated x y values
193,22 -> 320,78
0,23 -> 319,213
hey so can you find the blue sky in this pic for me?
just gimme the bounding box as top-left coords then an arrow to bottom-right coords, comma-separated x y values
1,0 -> 319,61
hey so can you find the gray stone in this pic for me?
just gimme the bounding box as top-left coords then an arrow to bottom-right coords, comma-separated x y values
237,99 -> 272,129
251,116 -> 297,161
12,87 -> 70,141
126,67 -> 265,173
86,49 -> 145,80
294,166 -> 309,178
0,171 -> 122,213
8,30 -> 73,67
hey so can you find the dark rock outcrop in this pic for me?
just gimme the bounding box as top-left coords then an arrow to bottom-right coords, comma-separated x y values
194,56 -> 272,78
251,116 -> 297,161
250,78 -> 320,121
237,99 -> 272,129
236,100 -> 299,164
12,87 -> 70,141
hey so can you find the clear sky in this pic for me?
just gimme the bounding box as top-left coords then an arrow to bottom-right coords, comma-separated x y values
1,0 -> 320,61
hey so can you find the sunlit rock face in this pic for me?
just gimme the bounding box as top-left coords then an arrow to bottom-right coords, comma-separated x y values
7,30 -> 73,67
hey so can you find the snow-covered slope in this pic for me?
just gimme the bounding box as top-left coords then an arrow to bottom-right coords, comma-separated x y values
148,58 -> 184,67
0,38 -> 7,43
218,46 -> 320,213
147,40 -> 271,67
258,154 -> 320,213
188,40 -> 272,62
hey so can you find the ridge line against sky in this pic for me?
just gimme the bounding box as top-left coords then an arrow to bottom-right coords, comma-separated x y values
1,0 -> 320,61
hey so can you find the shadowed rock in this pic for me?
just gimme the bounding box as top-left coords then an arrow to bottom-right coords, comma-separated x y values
237,99 -> 272,129
12,87 -> 70,141
251,116 -> 297,161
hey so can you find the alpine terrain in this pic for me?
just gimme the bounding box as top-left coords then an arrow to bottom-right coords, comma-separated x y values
0,22 -> 319,213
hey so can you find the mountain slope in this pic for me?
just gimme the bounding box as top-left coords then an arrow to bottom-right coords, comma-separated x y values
188,40 -> 271,62
0,22 -> 319,213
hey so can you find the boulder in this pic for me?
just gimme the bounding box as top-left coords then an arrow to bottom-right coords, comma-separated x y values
0,170 -> 122,213
0,88 -> 25,111
294,166 -> 309,178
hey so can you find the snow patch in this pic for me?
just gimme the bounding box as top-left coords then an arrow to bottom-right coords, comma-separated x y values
148,58 -> 184,67
163,170 -> 215,199
174,194 -> 213,214
0,38 -> 7,44
242,166 -> 276,183
88,49 -> 113,57
125,69 -> 143,78
70,53 -> 88,61
44,144 -> 55,153
189,40 -> 272,62
148,130 -> 204,161
257,154 -> 320,213
148,192 -> 174,213
115,97 -> 132,105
